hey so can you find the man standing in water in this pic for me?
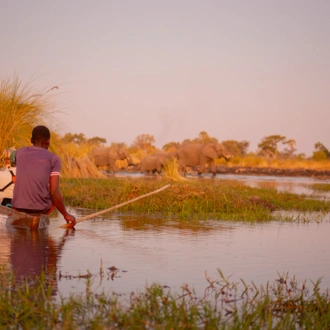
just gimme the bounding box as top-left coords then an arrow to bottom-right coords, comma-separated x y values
12,125 -> 76,227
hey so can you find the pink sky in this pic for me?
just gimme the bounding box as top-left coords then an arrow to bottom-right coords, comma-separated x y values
1,0 -> 329,156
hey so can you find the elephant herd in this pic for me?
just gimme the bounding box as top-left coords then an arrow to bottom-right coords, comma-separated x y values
89,146 -> 133,173
90,143 -> 231,177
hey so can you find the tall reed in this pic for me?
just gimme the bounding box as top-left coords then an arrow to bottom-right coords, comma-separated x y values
0,76 -> 102,177
0,76 -> 60,167
0,76 -> 57,152
163,158 -> 187,181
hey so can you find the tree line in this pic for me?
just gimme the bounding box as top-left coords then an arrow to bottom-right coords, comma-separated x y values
61,131 -> 329,161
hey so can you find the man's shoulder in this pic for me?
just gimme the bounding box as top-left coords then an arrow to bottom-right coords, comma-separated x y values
18,147 -> 60,161
45,149 -> 58,157
43,150 -> 61,165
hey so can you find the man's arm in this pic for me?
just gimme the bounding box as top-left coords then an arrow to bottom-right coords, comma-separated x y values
49,175 -> 76,226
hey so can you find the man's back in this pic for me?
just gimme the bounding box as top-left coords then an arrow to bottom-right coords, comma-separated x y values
12,146 -> 61,212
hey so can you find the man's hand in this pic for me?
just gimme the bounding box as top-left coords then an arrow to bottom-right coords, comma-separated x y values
64,213 -> 76,227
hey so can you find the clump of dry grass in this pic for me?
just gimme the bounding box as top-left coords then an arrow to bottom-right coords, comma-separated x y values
61,156 -> 105,178
0,76 -> 57,155
218,154 -> 330,170
163,158 -> 187,182
0,76 -> 103,178
57,141 -> 105,178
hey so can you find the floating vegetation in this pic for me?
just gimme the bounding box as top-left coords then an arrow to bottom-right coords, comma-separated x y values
272,210 -> 330,223
311,183 -> 330,192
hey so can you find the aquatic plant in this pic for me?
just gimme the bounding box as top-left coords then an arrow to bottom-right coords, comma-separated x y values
311,183 -> 330,192
1,266 -> 330,329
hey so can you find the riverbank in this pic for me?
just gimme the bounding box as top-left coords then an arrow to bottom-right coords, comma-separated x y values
215,166 -> 330,179
124,163 -> 330,180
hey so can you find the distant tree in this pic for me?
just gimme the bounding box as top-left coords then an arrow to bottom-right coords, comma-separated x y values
312,142 -> 330,160
162,141 -> 180,152
109,142 -> 127,149
87,136 -> 107,145
315,142 -> 330,156
296,153 -> 306,160
257,135 -> 286,158
222,140 -> 249,156
196,131 -> 218,143
312,151 -> 327,161
131,134 -> 156,154
181,138 -> 192,145
282,139 -> 297,158
62,133 -> 106,145
62,133 -> 87,144
182,131 -> 218,145
192,131 -> 218,143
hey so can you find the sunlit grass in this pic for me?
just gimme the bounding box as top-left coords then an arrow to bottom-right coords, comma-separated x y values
59,141 -> 93,158
60,156 -> 105,178
163,158 -> 187,181
1,266 -> 330,329
221,154 -> 330,170
60,178 -> 330,221
0,76 -> 103,178
57,141 -> 104,178
0,76 -> 58,164
311,184 -> 330,192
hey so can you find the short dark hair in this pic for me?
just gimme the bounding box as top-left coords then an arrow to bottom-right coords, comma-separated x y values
31,125 -> 51,143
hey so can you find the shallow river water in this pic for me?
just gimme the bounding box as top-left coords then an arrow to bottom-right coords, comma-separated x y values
1,174 -> 330,301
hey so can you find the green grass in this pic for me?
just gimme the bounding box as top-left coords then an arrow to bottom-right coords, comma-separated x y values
60,178 -> 330,222
1,267 -> 330,329
311,183 -> 330,192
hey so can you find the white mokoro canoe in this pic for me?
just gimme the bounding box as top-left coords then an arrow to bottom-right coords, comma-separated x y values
0,205 -> 50,230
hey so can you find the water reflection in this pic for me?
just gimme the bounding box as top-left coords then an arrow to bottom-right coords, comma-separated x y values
118,215 -> 232,233
2,212 -> 330,301
37,210 -> 330,301
0,225 -> 75,296
0,230 -> 10,266
10,228 -> 74,278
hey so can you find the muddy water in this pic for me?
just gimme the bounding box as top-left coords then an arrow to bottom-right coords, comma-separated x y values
1,175 -> 330,301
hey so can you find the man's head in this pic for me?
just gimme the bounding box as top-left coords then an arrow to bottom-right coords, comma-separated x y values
31,125 -> 51,149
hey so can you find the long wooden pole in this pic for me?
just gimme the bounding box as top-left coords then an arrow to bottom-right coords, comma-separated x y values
60,184 -> 171,229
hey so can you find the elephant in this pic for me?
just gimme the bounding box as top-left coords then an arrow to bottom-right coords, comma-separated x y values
139,151 -> 178,175
139,155 -> 167,174
152,150 -> 178,161
177,143 -> 231,176
90,146 -> 133,173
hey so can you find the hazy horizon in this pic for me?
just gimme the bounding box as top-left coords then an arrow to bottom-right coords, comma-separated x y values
1,1 -> 329,157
